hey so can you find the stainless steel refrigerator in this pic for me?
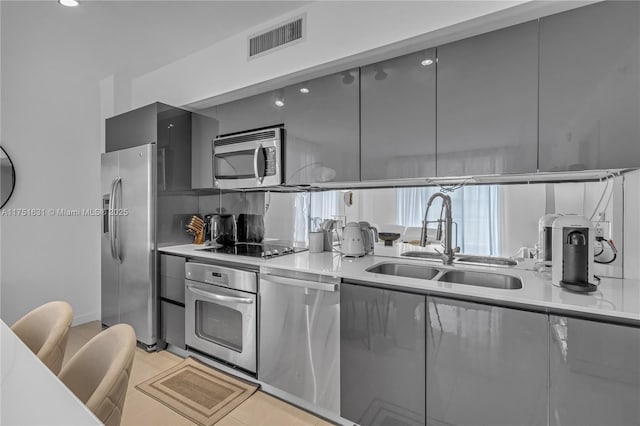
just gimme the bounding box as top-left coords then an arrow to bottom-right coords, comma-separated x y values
101,143 -> 157,349
101,102 -> 213,350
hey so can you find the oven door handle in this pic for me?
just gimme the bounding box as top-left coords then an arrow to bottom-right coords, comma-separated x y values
188,286 -> 254,304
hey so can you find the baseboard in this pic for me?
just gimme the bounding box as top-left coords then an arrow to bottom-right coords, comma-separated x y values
72,311 -> 100,326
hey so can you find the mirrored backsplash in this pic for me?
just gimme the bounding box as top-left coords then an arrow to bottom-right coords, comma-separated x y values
182,170 -> 639,279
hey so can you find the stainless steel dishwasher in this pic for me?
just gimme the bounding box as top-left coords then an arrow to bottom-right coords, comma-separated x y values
259,267 -> 340,413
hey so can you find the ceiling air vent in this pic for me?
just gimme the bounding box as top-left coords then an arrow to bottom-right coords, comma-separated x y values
248,14 -> 305,59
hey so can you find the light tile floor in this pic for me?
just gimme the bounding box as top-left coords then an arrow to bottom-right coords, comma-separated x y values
65,321 -> 332,426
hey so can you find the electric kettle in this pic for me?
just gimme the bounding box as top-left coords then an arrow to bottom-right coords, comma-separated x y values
341,222 -> 366,257
359,221 -> 379,255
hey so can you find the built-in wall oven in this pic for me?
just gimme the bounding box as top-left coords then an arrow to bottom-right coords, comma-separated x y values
185,262 -> 258,374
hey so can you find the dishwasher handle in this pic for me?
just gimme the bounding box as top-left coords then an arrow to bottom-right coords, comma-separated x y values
260,273 -> 338,292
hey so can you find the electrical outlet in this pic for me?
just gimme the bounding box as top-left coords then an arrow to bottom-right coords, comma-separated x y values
593,221 -> 610,239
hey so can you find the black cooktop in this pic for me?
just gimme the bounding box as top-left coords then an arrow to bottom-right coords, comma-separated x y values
196,242 -> 305,259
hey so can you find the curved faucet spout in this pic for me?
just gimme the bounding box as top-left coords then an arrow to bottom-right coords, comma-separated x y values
420,192 -> 454,264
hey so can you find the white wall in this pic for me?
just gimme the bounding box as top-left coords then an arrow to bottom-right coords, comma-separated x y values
132,1 -> 535,108
0,5 -> 101,325
624,170 -> 640,279
500,184 -> 547,256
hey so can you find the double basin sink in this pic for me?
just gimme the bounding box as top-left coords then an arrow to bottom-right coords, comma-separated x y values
366,262 -> 523,290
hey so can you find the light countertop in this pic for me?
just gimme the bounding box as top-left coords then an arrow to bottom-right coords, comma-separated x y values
160,244 -> 640,325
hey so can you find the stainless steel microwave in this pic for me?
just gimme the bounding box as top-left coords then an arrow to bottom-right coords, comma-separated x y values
212,127 -> 283,189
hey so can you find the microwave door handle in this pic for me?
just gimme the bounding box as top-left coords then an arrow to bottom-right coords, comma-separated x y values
253,144 -> 266,184
188,287 -> 254,304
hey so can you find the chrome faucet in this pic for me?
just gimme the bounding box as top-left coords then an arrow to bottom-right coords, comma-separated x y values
420,192 -> 455,265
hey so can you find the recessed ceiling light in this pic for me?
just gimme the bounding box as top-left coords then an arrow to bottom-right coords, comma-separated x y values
274,99 -> 285,107
421,59 -> 434,66
299,87 -> 310,94
59,0 -> 79,6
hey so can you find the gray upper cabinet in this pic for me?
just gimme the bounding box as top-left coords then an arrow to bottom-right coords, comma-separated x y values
215,91 -> 284,136
549,316 -> 640,426
283,70 -> 359,185
107,103 -> 194,192
361,50 -> 436,180
190,112 -> 219,189
341,283 -> 426,425
539,1 -> 640,171
427,297 -> 548,426
157,107 -> 192,192
437,21 -> 539,176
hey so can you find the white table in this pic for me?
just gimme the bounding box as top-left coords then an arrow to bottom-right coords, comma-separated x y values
1,320 -> 101,425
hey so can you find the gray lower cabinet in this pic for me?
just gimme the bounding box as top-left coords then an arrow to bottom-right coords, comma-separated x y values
283,69 -> 359,185
549,316 -> 640,426
436,21 -> 538,176
160,300 -> 185,349
426,297 -> 548,426
539,1 -> 640,171
159,254 -> 185,348
340,282 -> 426,425
360,50 -> 436,180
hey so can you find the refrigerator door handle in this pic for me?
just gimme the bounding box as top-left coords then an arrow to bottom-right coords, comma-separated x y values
111,177 -> 122,263
108,178 -> 117,261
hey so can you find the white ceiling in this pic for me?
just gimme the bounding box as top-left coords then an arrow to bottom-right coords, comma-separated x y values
1,0 -> 309,79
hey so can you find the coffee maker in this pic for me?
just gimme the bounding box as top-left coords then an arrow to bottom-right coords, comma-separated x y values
538,213 -> 560,266
551,215 -> 597,293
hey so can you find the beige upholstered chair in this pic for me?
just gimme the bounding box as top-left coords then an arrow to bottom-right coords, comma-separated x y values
58,324 -> 136,426
11,300 -> 73,375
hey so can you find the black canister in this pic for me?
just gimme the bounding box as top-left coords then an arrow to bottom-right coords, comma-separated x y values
237,214 -> 265,243
562,228 -> 589,284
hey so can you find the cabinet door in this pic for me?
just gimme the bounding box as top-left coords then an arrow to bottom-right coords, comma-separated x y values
341,283 -> 425,425
539,1 -> 640,171
549,316 -> 640,426
191,112 -> 219,189
105,103 -> 157,153
437,21 -> 538,176
157,107 -> 192,192
216,91 -> 284,135
426,297 -> 548,426
284,70 -> 359,184
361,50 -> 436,180
160,254 -> 185,304
160,300 -> 185,349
